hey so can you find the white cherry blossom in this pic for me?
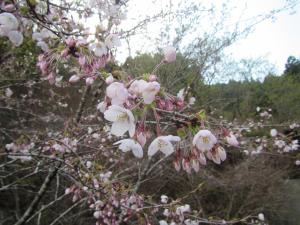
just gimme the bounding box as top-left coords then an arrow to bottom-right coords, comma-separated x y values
0,13 -> 19,31
193,130 -> 217,152
128,79 -> 147,96
142,81 -> 160,104
104,105 -> 135,137
114,139 -> 143,158
90,41 -> 107,57
106,82 -> 128,106
163,46 -> 176,63
105,34 -> 121,49
148,135 -> 180,157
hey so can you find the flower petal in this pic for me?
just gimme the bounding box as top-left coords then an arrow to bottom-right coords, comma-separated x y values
111,121 -> 128,137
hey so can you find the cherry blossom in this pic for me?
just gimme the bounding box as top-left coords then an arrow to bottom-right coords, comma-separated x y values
106,82 -> 128,106
128,79 -> 148,96
105,34 -> 121,49
142,81 -> 160,104
114,139 -> 143,158
225,132 -> 239,147
104,105 -> 135,137
97,101 -> 108,113
193,130 -> 217,152
206,146 -> 227,164
148,135 -> 180,157
163,46 -> 176,63
0,13 -> 19,31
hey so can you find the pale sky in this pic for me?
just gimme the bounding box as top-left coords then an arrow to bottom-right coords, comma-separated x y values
117,0 -> 300,75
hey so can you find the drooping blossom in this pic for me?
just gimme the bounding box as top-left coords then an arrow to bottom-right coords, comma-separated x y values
142,81 -> 160,104
104,105 -> 135,137
114,139 -> 143,158
225,132 -> 239,147
148,135 -> 181,157
193,130 -> 217,152
163,46 -> 176,63
106,82 -> 128,105
206,146 -> 226,164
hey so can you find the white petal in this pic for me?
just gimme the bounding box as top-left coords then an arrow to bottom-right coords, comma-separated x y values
131,143 -> 143,158
8,31 -> 23,46
159,139 -> 174,156
163,135 -> 181,142
148,139 -> 159,157
143,92 -> 156,104
111,121 -> 128,137
218,147 -> 226,161
104,105 -> 125,122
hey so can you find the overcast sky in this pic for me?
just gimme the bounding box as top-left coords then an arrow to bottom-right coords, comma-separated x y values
118,0 -> 300,74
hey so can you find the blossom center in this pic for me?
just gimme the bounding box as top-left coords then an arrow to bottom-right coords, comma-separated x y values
202,136 -> 210,144
117,112 -> 128,121
158,139 -> 168,148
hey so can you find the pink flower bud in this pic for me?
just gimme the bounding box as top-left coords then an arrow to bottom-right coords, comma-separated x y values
176,99 -> 184,109
163,46 -> 176,63
156,98 -> 166,109
137,132 -> 147,147
149,74 -> 157,81
165,99 -> 174,111
86,77 -> 95,86
69,75 -> 80,83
